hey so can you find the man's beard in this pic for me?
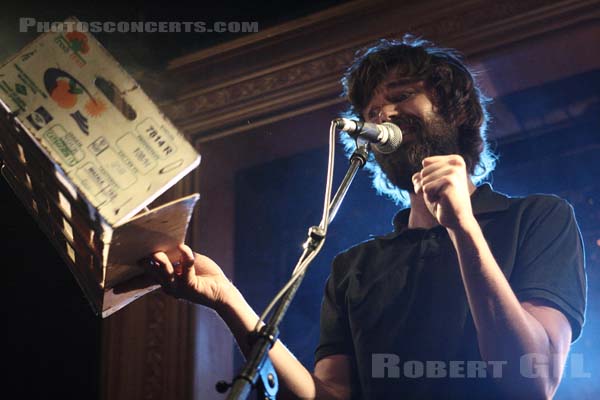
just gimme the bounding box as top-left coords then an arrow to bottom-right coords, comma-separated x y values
373,113 -> 460,191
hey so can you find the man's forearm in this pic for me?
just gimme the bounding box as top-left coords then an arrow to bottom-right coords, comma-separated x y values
447,218 -> 556,397
215,287 -> 331,399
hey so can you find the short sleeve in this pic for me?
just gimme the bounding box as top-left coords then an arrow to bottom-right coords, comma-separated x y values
511,197 -> 587,341
314,254 -> 354,363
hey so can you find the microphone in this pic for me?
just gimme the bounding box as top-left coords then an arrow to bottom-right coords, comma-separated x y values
334,118 -> 402,154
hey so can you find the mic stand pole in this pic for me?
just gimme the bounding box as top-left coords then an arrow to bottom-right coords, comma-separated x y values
222,142 -> 370,400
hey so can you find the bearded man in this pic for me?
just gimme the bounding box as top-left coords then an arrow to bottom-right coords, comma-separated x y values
142,38 -> 586,399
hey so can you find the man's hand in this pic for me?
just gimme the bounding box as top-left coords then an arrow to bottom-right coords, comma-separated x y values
140,245 -> 346,399
139,244 -> 235,309
412,154 -> 475,231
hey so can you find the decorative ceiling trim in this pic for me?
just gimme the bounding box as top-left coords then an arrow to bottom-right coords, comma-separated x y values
159,0 -> 600,144
194,97 -> 345,144
166,0 -> 385,70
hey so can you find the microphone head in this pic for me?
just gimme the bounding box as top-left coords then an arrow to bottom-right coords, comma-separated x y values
374,122 -> 402,154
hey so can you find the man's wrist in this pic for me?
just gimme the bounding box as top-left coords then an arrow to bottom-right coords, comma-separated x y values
446,214 -> 480,239
214,281 -> 244,316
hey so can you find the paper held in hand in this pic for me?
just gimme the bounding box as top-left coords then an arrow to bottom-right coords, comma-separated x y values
0,17 -> 201,317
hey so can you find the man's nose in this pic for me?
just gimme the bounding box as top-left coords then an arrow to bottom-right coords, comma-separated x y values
378,105 -> 397,123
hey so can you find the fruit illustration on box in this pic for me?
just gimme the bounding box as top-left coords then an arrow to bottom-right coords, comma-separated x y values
65,31 -> 90,55
44,67 -> 93,109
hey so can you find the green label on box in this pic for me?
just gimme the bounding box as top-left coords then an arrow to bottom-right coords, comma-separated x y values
43,124 -> 85,167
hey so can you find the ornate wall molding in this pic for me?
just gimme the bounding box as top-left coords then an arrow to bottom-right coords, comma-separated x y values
159,0 -> 600,143
141,292 -> 168,400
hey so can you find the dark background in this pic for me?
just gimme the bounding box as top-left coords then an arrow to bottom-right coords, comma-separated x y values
0,0 -> 348,73
0,177 -> 102,398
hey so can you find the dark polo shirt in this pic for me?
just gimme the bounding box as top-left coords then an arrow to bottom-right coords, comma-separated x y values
315,184 -> 586,399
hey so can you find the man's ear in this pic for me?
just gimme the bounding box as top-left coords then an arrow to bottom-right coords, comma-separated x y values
423,83 -> 443,117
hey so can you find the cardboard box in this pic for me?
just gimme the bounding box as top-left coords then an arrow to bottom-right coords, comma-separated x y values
0,18 -> 201,317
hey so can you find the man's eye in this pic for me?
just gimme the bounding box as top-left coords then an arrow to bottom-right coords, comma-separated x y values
390,91 -> 415,103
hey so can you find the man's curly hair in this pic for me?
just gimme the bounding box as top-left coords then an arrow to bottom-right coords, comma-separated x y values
340,36 -> 496,206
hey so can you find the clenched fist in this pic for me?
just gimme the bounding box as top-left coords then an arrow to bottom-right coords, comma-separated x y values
412,154 -> 476,231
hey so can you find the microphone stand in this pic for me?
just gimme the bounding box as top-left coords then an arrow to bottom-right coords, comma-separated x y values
219,134 -> 370,400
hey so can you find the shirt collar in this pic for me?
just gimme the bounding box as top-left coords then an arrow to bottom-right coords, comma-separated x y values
388,183 -> 512,235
